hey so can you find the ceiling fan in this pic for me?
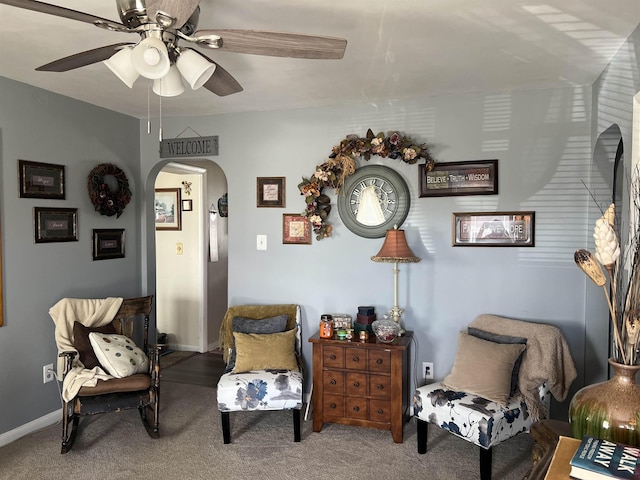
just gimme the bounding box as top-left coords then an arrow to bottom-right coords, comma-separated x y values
0,0 -> 348,97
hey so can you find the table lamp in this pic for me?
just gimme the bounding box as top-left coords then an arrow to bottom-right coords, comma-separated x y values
371,225 -> 420,327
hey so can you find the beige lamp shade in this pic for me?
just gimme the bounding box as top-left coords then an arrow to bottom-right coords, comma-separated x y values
131,37 -> 171,80
103,47 -> 139,88
177,49 -> 216,90
371,228 -> 420,263
153,65 -> 185,97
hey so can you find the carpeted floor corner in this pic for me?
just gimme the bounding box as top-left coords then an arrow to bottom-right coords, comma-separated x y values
1,378 -> 535,480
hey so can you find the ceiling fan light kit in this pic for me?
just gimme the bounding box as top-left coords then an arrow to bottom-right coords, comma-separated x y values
103,46 -> 139,88
176,49 -> 216,90
131,36 -> 171,79
153,64 -> 185,97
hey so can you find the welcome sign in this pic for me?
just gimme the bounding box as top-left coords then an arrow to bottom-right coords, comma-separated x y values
160,135 -> 219,158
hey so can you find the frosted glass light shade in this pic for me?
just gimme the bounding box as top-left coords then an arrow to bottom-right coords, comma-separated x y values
177,49 -> 216,89
103,47 -> 139,88
131,37 -> 170,79
153,65 -> 185,97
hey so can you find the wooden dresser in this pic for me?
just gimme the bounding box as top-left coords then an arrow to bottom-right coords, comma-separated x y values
309,332 -> 411,443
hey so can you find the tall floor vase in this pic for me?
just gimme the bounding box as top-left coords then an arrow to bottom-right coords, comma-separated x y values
569,358 -> 640,447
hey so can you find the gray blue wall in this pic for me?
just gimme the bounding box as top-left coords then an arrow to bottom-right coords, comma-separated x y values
2,21 -> 640,441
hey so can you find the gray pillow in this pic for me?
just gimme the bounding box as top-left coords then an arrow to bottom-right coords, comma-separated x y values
225,315 -> 288,372
467,327 -> 527,397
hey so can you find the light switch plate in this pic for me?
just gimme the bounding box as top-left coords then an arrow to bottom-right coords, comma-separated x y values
257,235 -> 267,250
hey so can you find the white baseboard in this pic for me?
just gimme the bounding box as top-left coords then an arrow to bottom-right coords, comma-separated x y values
0,409 -> 61,448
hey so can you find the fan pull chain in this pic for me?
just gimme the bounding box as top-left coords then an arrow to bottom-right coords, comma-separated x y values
159,86 -> 163,142
147,80 -> 151,135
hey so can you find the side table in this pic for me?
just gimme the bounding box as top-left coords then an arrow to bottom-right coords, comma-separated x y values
525,419 -> 571,480
309,332 -> 411,443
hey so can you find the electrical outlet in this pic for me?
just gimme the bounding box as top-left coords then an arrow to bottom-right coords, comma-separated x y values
422,362 -> 434,381
43,363 -> 54,384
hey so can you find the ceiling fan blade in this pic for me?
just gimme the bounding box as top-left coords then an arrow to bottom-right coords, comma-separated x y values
197,54 -> 243,97
0,0 -> 124,28
36,43 -> 134,72
145,0 -> 200,29
194,30 -> 347,59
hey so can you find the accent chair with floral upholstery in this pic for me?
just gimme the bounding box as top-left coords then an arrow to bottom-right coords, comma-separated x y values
413,314 -> 577,480
216,304 -> 303,443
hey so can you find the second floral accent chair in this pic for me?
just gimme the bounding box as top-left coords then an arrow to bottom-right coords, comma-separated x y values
412,314 -> 577,480
216,304 -> 303,443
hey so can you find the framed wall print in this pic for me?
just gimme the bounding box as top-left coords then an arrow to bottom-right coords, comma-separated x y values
92,229 -> 125,260
155,188 -> 182,231
182,199 -> 193,211
34,207 -> 78,243
257,177 -> 285,207
19,160 -> 65,199
283,213 -> 311,244
419,159 -> 498,197
452,211 -> 535,247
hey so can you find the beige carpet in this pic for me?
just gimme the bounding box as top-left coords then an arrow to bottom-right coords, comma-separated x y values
1,380 -> 535,480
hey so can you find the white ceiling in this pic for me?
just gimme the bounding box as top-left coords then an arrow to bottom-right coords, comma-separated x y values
1,0 -> 639,119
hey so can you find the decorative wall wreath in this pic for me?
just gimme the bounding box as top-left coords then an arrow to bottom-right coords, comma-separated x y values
298,129 -> 436,240
87,163 -> 132,218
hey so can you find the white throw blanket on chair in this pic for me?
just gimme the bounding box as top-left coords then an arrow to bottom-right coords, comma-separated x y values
49,297 -> 123,402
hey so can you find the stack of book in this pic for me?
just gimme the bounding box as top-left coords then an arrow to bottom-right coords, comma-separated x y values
546,435 -> 640,479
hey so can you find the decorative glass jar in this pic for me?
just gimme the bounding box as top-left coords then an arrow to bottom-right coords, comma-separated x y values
371,318 -> 401,343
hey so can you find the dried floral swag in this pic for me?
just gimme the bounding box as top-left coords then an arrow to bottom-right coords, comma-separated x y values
298,129 -> 435,240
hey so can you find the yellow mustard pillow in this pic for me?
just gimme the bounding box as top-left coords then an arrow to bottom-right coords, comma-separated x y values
232,329 -> 298,372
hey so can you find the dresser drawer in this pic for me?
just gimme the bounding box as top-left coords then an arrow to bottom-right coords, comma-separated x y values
369,399 -> 391,423
345,396 -> 368,420
324,394 -> 344,418
345,372 -> 367,396
323,346 -> 344,368
345,347 -> 367,370
368,349 -> 391,373
369,374 -> 391,399
323,371 -> 344,394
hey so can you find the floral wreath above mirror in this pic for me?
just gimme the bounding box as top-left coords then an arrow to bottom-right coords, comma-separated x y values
88,163 -> 132,218
298,129 -> 435,240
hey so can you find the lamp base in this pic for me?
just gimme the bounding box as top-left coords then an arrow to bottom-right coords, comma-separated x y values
386,306 -> 405,335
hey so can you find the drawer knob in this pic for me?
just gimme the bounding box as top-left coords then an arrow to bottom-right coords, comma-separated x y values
352,356 -> 359,362
329,355 -> 337,360
376,359 -> 383,364
330,379 -> 337,385
330,403 -> 337,409
377,409 -> 383,415
376,384 -> 384,390
353,406 -> 360,412
353,382 -> 359,387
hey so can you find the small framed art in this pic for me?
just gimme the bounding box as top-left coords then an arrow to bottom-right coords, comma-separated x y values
283,213 -> 311,244
257,177 -> 285,208
19,160 -> 65,199
155,188 -> 182,231
452,211 -> 535,247
182,199 -> 193,211
419,159 -> 498,197
92,229 -> 125,260
34,207 -> 78,243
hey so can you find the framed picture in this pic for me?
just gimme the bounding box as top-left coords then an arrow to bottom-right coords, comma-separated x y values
182,199 -> 193,211
452,211 -> 535,247
257,177 -> 286,207
419,159 -> 498,197
92,229 -> 125,260
34,207 -> 78,243
19,160 -> 65,199
155,188 -> 182,231
283,213 -> 311,244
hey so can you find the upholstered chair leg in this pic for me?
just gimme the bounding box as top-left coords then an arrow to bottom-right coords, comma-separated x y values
221,411 -> 231,444
417,418 -> 428,454
293,408 -> 301,442
480,446 -> 492,480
